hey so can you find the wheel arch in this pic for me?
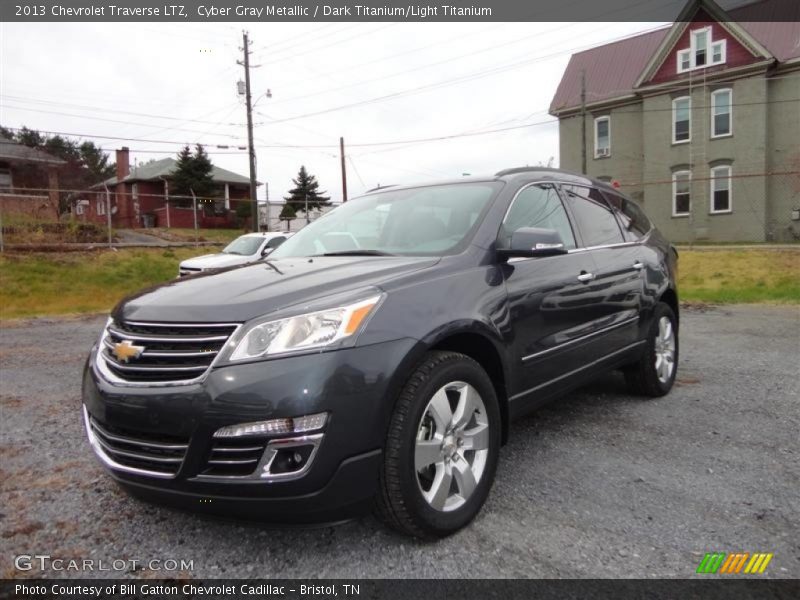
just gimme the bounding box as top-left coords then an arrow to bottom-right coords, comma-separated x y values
426,328 -> 511,445
659,286 -> 679,325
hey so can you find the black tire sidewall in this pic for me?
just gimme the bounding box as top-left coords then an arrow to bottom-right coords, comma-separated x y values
394,356 -> 501,535
644,303 -> 679,394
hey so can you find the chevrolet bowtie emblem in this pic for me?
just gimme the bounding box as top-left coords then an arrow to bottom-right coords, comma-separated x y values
112,340 -> 145,363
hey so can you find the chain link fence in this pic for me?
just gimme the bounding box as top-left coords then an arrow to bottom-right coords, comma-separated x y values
0,186 -> 335,250
2,173 -> 798,251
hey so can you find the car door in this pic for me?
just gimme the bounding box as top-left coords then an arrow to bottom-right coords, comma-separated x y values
500,183 -> 612,400
561,184 -> 644,353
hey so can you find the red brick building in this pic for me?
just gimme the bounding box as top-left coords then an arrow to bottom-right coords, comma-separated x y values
0,134 -> 65,220
83,147 -> 256,228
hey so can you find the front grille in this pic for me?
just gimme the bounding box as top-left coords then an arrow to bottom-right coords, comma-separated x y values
100,320 -> 238,384
201,437 -> 268,478
88,415 -> 189,476
179,267 -> 201,277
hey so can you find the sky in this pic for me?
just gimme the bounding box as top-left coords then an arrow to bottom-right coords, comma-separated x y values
0,20 -> 668,204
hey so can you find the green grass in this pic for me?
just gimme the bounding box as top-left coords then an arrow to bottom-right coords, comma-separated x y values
0,248 -> 797,320
678,249 -> 800,304
0,247 -> 220,320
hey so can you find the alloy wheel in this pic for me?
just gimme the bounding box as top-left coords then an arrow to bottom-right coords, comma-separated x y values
414,381 -> 489,512
654,315 -> 676,384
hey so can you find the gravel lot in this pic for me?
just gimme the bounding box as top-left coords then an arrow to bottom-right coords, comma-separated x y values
1,305 -> 798,579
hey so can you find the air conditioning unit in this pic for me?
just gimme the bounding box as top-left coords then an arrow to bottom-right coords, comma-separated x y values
596,148 -> 610,158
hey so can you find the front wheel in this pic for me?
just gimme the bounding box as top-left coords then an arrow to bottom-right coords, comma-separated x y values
375,351 -> 501,539
625,302 -> 679,397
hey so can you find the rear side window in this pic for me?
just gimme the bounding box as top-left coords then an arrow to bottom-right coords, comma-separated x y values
563,185 -> 625,248
501,184 -> 576,249
265,236 -> 286,249
602,191 -> 652,241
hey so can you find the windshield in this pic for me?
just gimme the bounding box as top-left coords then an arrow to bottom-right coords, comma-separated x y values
222,236 -> 264,256
270,182 -> 500,258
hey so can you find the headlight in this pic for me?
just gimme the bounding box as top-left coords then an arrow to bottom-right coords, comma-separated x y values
229,294 -> 382,361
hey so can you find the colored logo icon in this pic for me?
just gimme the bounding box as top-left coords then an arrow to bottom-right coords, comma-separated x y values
696,552 -> 773,574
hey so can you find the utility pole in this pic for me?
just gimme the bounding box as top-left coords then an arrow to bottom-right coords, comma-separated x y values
580,69 -> 587,174
240,31 -> 259,232
340,137 -> 348,202
304,191 -> 310,224
103,183 -> 112,248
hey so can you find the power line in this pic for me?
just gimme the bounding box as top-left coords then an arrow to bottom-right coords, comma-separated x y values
252,24 -> 388,63
266,22 -> 580,107
274,23 -> 508,90
4,95 -> 795,154
0,94 -> 248,126
0,104 -> 247,140
254,25 -> 673,126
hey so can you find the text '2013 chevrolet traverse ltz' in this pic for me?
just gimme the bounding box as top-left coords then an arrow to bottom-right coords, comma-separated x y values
82,168 -> 679,539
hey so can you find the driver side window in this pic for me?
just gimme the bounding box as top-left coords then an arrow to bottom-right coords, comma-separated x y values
501,184 -> 576,249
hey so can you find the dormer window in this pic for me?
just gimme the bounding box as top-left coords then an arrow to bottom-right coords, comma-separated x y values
693,29 -> 708,66
677,27 -> 726,73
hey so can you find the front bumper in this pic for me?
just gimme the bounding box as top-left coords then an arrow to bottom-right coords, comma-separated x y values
81,337 -> 418,522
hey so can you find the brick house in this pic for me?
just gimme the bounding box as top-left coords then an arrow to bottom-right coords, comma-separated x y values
84,147 -> 256,228
0,134 -> 65,220
550,0 -> 800,242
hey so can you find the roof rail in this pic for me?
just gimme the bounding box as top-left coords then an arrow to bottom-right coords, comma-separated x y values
365,184 -> 398,193
494,166 -> 564,177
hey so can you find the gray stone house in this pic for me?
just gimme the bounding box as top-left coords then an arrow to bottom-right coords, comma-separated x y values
550,0 -> 800,242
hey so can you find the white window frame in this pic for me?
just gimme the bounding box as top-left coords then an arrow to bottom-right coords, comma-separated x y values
672,96 -> 691,144
672,170 -> 691,217
96,198 -> 106,216
711,40 -> 726,64
75,203 -> 85,216
710,88 -> 733,138
709,166 -> 732,214
677,49 -> 691,72
131,183 -> 139,200
594,116 -> 611,158
676,27 -> 727,73
692,27 -> 710,68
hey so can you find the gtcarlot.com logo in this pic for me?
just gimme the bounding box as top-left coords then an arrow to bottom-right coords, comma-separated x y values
696,552 -> 773,574
14,554 -> 194,572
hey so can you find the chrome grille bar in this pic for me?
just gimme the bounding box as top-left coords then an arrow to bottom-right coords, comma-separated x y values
107,327 -> 229,343
97,319 -> 240,386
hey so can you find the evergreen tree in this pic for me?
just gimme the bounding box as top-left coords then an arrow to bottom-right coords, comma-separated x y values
283,165 -> 331,213
79,141 -> 115,180
170,144 -> 215,203
191,144 -> 215,197
279,202 -> 297,227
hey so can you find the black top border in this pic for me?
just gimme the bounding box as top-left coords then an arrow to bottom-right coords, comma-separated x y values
2,0 -> 798,22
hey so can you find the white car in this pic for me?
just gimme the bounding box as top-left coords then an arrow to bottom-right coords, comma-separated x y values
178,232 -> 292,277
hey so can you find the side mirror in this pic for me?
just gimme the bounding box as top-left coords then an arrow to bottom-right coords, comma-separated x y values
497,227 -> 568,260
261,246 -> 274,256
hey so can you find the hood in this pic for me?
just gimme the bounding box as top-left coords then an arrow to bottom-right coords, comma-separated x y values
180,253 -> 253,269
115,255 -> 440,323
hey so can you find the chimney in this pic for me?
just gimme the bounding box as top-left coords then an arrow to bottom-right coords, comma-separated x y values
116,147 -> 130,182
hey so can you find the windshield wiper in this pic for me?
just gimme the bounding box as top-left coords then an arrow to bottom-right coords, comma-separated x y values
319,250 -> 396,257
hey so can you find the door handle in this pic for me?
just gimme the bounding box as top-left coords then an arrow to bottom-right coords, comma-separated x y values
577,272 -> 595,283
632,261 -> 644,270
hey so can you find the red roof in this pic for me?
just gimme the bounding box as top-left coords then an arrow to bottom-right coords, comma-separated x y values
550,0 -> 800,114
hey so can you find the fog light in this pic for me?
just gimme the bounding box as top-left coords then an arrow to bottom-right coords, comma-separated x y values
213,413 -> 327,438
269,445 -> 316,474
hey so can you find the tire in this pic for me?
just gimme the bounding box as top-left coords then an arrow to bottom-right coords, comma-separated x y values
375,351 -> 501,539
624,302 -> 679,397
